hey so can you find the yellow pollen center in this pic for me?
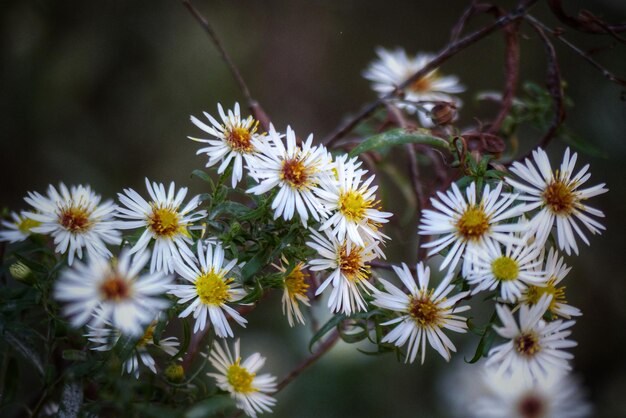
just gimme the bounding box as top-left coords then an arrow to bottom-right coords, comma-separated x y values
136,325 -> 155,348
525,278 -> 566,313
148,207 -> 185,237
456,206 -> 489,241
100,274 -> 131,301
491,256 -> 519,281
226,360 -> 256,394
514,332 -> 540,357
285,265 -> 309,298
409,293 -> 441,327
59,206 -> 91,233
338,246 -> 369,282
17,217 -> 41,234
409,70 -> 439,93
280,158 -> 310,189
226,124 -> 256,153
543,180 -> 575,215
195,269 -> 232,305
338,191 -> 369,222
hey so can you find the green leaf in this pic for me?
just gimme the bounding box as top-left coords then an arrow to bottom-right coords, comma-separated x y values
191,169 -> 214,185
184,395 -> 236,418
2,327 -> 44,376
309,313 -> 345,352
348,128 -> 449,157
211,201 -> 252,219
339,327 -> 368,344
62,349 -> 87,362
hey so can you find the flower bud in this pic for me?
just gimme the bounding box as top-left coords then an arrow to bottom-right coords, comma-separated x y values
430,102 -> 457,126
9,262 -> 34,283
164,363 -> 185,383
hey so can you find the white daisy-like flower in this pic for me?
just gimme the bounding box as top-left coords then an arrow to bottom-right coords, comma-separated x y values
273,258 -> 310,327
54,250 -> 171,336
372,262 -> 470,364
506,147 -> 608,256
363,47 -> 465,126
247,125 -> 333,227
86,320 -> 179,379
116,179 -> 207,274
467,239 -> 545,302
189,102 -> 262,188
519,248 -> 581,319
207,339 -> 277,417
418,181 -> 526,274
471,367 -> 592,418
23,184 -> 121,265
306,229 -> 377,315
168,240 -> 247,336
487,295 -> 577,383
0,211 -> 41,243
318,154 -> 393,247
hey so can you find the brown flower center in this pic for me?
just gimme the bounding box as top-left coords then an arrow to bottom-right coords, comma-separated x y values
225,125 -> 255,153
409,70 -> 439,93
338,246 -> 369,282
148,207 -> 184,238
59,206 -> 91,232
514,332 -> 541,357
100,274 -> 131,301
517,394 -> 545,418
280,157 -> 310,189
409,293 -> 441,327
543,180 -> 575,215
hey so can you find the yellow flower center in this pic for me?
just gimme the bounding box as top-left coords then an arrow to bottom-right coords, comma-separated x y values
195,269 -> 232,305
59,205 -> 92,233
525,278 -> 567,314
456,206 -> 489,241
148,206 -> 186,238
100,273 -> 131,301
339,190 -> 373,223
409,292 -> 441,327
409,70 -> 439,93
225,123 -> 257,153
514,332 -> 541,357
136,325 -> 155,348
280,157 -> 310,189
17,217 -> 41,234
285,264 -> 309,299
338,245 -> 369,282
491,256 -> 519,281
543,179 -> 575,215
226,360 -> 256,394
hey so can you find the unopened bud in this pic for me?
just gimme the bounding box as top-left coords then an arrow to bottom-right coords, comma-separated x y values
164,363 -> 185,383
430,102 -> 457,126
9,262 -> 33,283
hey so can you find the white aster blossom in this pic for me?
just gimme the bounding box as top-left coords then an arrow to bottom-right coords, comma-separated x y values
116,178 -> 207,273
207,339 -> 277,417
307,229 -> 377,315
189,102 -> 262,188
487,295 -> 577,384
273,258 -> 310,327
54,250 -> 172,336
0,211 -> 41,243
318,154 -> 392,247
363,47 -> 465,126
506,147 -> 607,255
168,240 -> 247,336
247,125 -> 333,227
23,183 -> 121,265
418,181 -> 526,274
373,262 -> 470,364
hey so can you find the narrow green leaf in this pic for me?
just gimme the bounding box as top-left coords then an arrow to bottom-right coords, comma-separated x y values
348,128 -> 449,157
191,169 -> 213,185
3,328 -> 44,375
309,313 -> 345,352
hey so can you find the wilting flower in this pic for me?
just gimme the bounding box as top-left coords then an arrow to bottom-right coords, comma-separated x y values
274,258 -> 310,326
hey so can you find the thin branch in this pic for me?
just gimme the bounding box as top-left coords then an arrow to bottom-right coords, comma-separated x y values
489,20 -> 520,134
547,0 -> 626,34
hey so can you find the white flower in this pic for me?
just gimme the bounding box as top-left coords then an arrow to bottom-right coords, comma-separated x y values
373,262 -> 470,364
506,147 -> 608,255
273,258 -> 310,327
318,154 -> 392,247
168,240 -> 247,336
54,250 -> 172,336
86,320 -> 179,379
207,339 -> 277,417
418,181 -> 526,274
471,367 -> 592,418
363,47 -> 465,126
116,179 -> 207,273
189,102 -> 262,188
487,295 -> 577,383
247,125 -> 333,227
23,184 -> 121,265
306,229 -> 377,315
0,211 -> 41,243
467,239 -> 545,302
519,248 -> 581,319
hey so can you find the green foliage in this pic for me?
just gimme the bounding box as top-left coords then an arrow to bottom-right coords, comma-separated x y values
349,128 -> 449,157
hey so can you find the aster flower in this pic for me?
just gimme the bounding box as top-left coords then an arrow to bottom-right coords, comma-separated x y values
207,339 -> 277,417
273,258 -> 310,326
418,181 -> 526,274
189,102 -> 262,188
363,47 -> 465,126
519,248 -> 581,319
247,125 -> 333,227
23,184 -> 121,265
372,262 -> 470,364
318,154 -> 393,247
54,250 -> 172,336
116,178 -> 207,273
86,320 -> 179,378
471,367 -> 592,418
168,240 -> 247,336
487,295 -> 577,383
0,211 -> 41,243
306,229 -> 377,315
467,239 -> 545,302
506,147 -> 608,255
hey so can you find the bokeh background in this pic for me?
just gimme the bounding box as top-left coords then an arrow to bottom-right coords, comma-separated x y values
2,0 -> 626,416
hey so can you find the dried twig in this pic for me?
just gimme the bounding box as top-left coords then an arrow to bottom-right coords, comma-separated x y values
547,0 -> 626,34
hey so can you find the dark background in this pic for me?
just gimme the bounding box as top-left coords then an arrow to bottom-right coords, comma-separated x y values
1,0 -> 626,416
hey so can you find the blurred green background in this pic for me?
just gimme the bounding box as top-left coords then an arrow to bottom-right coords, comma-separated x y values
1,0 -> 626,416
